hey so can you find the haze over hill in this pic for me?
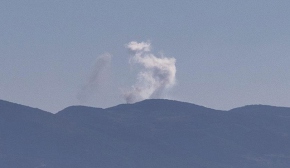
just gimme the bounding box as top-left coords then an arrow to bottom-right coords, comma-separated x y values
0,99 -> 290,168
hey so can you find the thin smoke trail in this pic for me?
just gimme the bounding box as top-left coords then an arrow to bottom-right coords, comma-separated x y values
77,53 -> 112,103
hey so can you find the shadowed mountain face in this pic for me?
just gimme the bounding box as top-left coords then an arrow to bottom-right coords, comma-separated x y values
1,99 -> 290,168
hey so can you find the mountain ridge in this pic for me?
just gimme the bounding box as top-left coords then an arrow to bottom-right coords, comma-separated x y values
0,98 -> 290,167
2,98 -> 290,114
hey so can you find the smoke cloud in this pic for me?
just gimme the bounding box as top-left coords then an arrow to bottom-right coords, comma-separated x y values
77,53 -> 112,103
124,41 -> 176,103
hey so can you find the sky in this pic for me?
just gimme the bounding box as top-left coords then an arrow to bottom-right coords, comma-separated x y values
1,0 -> 290,113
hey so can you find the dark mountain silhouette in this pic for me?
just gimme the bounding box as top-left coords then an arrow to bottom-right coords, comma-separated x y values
0,99 -> 290,167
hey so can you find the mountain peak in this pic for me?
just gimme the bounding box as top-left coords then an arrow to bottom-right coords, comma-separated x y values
107,99 -> 217,112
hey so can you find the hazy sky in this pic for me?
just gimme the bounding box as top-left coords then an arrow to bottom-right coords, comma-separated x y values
1,0 -> 290,112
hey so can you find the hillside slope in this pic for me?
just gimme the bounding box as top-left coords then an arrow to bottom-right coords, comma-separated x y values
1,99 -> 290,167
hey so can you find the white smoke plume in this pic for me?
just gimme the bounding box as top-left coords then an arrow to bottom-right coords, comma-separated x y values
77,53 -> 112,103
124,41 -> 176,103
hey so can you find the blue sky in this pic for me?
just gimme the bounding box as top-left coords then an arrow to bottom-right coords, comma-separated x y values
1,0 -> 290,112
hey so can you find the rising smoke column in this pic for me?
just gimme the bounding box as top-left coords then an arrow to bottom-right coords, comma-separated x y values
124,41 -> 176,103
77,53 -> 112,103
